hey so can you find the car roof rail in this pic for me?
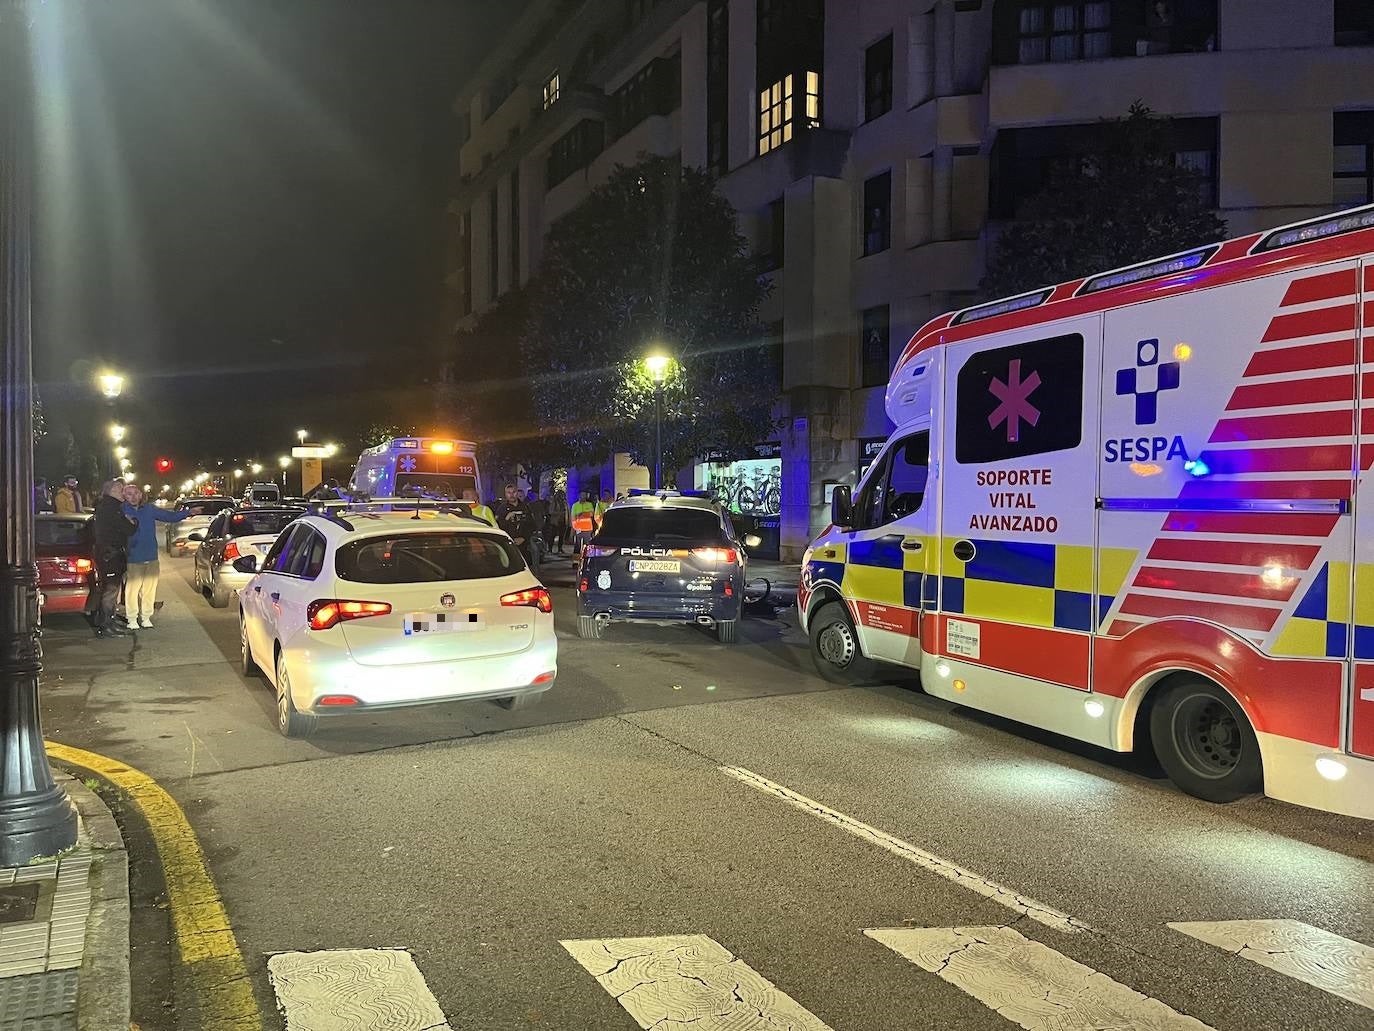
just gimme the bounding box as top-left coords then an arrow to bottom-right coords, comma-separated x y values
307,496 -> 490,526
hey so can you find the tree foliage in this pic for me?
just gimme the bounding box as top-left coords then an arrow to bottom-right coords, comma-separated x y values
522,155 -> 777,473
981,104 -> 1227,300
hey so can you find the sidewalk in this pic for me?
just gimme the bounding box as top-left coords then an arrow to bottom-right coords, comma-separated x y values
0,773 -> 128,1031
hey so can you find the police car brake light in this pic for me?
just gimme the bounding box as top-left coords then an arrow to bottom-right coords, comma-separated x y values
584,545 -> 618,557
693,547 -> 738,564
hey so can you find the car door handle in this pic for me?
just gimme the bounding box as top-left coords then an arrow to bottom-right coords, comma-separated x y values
253,585 -> 261,593
270,592 -> 280,603
901,539 -> 922,551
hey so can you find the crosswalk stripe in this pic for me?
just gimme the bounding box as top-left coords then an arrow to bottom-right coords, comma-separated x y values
562,934 -> 835,1030
865,925 -> 1216,1031
1168,919 -> 1374,1011
719,765 -> 1084,933
266,949 -> 453,1030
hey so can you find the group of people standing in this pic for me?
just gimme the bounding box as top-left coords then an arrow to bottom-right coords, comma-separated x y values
456,485 -> 617,563
84,480 -> 187,637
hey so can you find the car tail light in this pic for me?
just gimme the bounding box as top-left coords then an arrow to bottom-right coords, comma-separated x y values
578,578 -> 589,593
692,547 -> 738,564
583,544 -> 618,558
317,695 -> 360,706
306,599 -> 392,631
531,671 -> 555,685
223,542 -> 241,561
724,581 -> 734,598
57,557 -> 94,575
500,587 -> 553,614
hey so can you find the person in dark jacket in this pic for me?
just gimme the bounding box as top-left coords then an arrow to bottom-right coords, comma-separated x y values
493,483 -> 536,568
86,480 -> 136,637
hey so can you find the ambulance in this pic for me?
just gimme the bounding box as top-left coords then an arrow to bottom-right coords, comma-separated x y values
800,204 -> 1374,819
347,438 -> 480,501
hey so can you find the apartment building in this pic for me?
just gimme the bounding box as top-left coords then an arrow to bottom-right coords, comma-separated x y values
445,0 -> 1374,561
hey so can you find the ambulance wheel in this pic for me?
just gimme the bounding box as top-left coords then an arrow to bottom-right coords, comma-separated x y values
809,602 -> 876,685
1150,677 -> 1262,803
577,615 -> 604,640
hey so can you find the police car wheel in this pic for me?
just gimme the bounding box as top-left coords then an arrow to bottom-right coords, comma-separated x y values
809,602 -> 876,685
576,615 -> 604,640
1150,677 -> 1262,803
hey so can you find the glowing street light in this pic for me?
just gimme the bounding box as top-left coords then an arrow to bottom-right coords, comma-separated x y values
109,424 -> 125,443
114,446 -> 128,459
296,429 -> 308,444
324,442 -> 338,457
118,458 -> 130,471
250,462 -> 263,475
97,371 -> 124,400
233,468 -> 244,479
122,472 -> 135,484
643,352 -> 674,490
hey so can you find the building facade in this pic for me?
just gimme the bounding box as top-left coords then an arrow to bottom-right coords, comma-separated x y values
445,0 -> 1374,560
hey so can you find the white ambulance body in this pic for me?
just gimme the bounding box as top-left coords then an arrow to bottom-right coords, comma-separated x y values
800,205 -> 1374,819
347,438 -> 479,501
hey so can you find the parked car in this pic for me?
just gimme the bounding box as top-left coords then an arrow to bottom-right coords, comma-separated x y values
35,513 -> 93,616
237,504 -> 557,737
165,497 -> 235,557
576,490 -> 759,644
192,506 -> 302,608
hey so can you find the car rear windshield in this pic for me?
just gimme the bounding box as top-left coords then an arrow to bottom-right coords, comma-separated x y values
35,519 -> 88,552
335,532 -> 525,583
227,510 -> 297,538
181,500 -> 234,517
597,507 -> 723,542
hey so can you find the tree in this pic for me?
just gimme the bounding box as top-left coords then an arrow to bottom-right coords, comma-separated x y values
522,155 -> 777,473
981,104 -> 1227,300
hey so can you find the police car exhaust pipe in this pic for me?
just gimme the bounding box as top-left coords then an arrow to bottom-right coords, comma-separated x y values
696,616 -> 715,627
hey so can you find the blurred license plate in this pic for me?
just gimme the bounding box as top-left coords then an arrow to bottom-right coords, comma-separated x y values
629,559 -> 679,573
404,611 -> 483,635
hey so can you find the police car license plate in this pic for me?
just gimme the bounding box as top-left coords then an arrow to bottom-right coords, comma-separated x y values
629,559 -> 679,573
404,611 -> 483,635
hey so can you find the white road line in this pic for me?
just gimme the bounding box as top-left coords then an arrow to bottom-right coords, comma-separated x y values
719,765 -> 1084,933
562,934 -> 834,1031
866,925 -> 1216,1031
267,949 -> 453,1031
1168,919 -> 1374,1011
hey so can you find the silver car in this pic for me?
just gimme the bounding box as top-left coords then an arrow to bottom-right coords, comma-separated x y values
192,506 -> 301,607
165,497 -> 236,558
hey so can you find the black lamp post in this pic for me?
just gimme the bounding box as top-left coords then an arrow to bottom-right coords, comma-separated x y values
645,354 -> 670,490
1,5 -> 79,865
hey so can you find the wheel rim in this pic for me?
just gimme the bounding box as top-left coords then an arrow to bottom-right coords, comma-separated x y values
1171,690 -> 1245,780
276,663 -> 289,730
240,621 -> 248,664
817,619 -> 856,668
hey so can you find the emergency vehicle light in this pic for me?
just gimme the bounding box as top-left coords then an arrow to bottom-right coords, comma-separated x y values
429,440 -> 455,453
1077,247 -> 1216,296
395,439 -> 420,449
1253,204 -> 1374,253
951,289 -> 1051,326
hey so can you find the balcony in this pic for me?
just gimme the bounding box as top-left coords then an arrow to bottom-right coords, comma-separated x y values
991,1 -> 1217,67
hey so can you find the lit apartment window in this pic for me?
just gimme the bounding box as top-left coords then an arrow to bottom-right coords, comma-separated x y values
1334,112 -> 1374,208
863,171 -> 892,256
543,71 -> 561,110
1016,2 -> 1111,62
861,305 -> 891,387
758,71 -> 820,155
864,34 -> 893,122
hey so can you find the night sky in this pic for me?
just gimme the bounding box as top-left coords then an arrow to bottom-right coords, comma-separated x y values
30,0 -> 522,475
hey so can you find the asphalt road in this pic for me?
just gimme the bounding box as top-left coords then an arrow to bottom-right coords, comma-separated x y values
39,555 -> 1374,1030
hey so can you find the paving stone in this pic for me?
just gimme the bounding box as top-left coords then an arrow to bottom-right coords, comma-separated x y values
0,968 -> 78,1027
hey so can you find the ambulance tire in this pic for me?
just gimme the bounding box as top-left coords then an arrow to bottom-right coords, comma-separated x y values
809,602 -> 877,685
1150,677 -> 1262,803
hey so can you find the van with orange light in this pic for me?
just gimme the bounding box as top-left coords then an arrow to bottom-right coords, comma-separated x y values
347,438 -> 480,502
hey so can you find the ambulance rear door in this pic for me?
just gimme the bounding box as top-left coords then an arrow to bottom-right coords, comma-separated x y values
938,314 -> 1102,691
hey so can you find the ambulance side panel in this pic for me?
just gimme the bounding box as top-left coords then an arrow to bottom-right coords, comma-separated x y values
1094,263 -> 1361,810
1352,261 -> 1374,760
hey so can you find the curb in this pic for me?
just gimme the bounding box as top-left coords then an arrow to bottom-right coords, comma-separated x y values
54,772 -> 130,1031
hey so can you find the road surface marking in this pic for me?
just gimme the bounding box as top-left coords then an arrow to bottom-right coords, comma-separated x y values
866,925 -> 1215,1030
267,949 -> 452,1031
719,765 -> 1083,933
1168,919 -> 1374,1010
562,934 -> 834,1031
46,741 -> 261,1030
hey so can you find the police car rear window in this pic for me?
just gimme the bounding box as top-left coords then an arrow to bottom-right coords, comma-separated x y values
598,508 -> 722,542
336,532 -> 524,583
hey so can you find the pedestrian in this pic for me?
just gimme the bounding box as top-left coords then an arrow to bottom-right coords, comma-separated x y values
548,489 -> 568,554
595,489 -> 614,531
33,477 -> 51,512
493,483 -> 536,568
462,488 -> 496,526
570,489 -> 597,554
54,475 -> 83,514
122,484 -> 188,630
85,480 -> 135,637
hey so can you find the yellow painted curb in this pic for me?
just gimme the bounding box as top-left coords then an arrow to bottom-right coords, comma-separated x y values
46,741 -> 262,1031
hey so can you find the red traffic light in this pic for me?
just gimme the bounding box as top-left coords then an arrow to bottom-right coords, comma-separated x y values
155,457 -> 173,474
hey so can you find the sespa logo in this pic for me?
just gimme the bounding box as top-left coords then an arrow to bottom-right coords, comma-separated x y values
1105,337 -> 1189,464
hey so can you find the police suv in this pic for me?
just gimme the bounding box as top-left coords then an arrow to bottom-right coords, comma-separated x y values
576,490 -> 759,644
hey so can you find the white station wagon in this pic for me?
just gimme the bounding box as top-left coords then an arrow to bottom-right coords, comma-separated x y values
236,503 -> 557,737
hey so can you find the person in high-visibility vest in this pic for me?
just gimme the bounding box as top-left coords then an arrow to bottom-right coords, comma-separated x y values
462,488 -> 496,526
570,490 -> 597,554
593,490 -> 613,531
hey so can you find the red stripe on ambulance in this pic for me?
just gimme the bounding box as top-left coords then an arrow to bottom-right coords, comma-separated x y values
1243,339 -> 1356,377
1145,538 -> 1321,568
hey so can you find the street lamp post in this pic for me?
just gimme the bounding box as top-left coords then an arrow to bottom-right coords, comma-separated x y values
0,8 -> 79,864
645,354 -> 671,490
278,455 -> 290,488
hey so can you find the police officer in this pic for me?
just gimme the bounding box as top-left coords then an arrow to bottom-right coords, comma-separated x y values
570,489 -> 597,554
461,488 -> 496,526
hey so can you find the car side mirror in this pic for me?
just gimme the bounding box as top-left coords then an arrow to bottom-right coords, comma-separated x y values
231,555 -> 258,574
188,532 -> 205,542
830,485 -> 853,529
742,533 -> 762,549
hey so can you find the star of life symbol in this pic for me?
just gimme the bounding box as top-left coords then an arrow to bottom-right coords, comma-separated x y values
988,358 -> 1041,443
1115,338 -> 1180,425
400,455 -> 417,472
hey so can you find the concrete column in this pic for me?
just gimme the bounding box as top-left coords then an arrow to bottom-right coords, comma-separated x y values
933,0 -> 955,98
931,144 -> 953,242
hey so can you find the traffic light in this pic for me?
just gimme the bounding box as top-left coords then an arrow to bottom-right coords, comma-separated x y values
155,457 -> 173,474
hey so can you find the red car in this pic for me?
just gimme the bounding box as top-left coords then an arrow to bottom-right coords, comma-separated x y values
36,513 -> 94,615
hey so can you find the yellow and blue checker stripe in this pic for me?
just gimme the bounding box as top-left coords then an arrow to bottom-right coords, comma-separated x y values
1273,561 -> 1374,659
806,537 -> 1138,634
